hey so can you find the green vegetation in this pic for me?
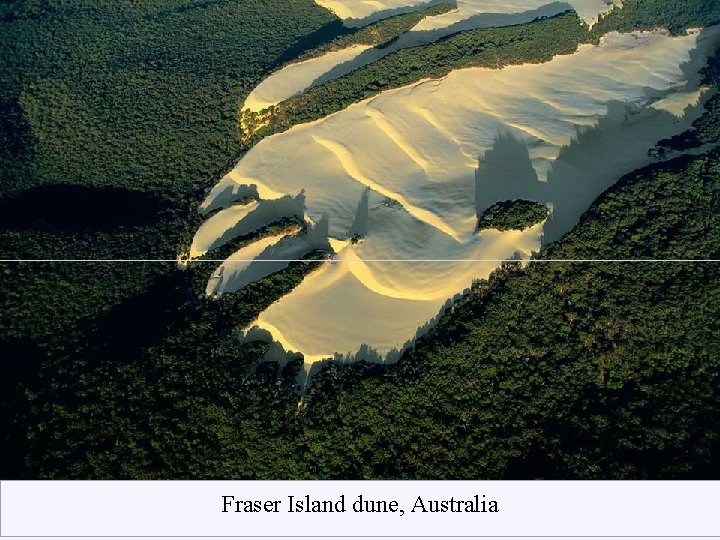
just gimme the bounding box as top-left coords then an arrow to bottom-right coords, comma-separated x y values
280,2 -> 456,66
0,0 -> 341,476
246,0 -> 720,142
0,0 -> 337,345
592,0 -> 720,36
478,200 -> 549,231
299,148 -> 720,479
1,0 -> 720,479
3,258 -> 317,479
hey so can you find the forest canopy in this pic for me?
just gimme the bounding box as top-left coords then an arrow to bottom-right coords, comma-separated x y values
477,200 -> 550,231
1,0 -> 719,479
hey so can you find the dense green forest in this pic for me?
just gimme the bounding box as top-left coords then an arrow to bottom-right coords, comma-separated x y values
477,200 -> 549,232
1,0 -> 340,475
1,0 -> 720,478
0,0 -> 338,345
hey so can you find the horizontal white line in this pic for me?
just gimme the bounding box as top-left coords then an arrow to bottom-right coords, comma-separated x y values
1,260 -> 719,264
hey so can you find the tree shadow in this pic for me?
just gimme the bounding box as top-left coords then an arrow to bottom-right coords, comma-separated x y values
0,185 -> 176,231
475,98 -> 708,248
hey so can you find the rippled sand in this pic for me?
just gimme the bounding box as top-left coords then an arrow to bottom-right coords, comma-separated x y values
191,27 -> 719,363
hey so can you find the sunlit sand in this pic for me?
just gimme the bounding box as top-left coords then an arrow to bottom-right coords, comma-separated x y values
651,86 -> 710,118
254,222 -> 546,360
316,0 -> 623,28
248,1 -> 621,117
190,201 -> 260,258
191,26 -> 719,364
314,0 -> 435,22
413,0 -> 621,31
243,44 -> 372,112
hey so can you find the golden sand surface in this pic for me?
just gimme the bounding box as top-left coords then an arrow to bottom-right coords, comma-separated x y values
316,0 -> 623,28
191,26 -> 719,363
243,44 -> 372,113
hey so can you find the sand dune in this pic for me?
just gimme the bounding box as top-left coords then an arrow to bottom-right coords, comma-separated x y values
315,0 -> 439,24
192,26 -> 719,363
206,219 -> 330,297
316,0 -> 622,28
246,0 -> 623,116
651,86 -> 710,118
190,194 -> 305,259
253,222 -> 545,360
243,44 -> 371,112
243,1 -> 591,114
206,232 -> 290,296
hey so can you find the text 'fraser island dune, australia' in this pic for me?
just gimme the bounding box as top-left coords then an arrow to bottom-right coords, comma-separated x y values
188,20 -> 720,366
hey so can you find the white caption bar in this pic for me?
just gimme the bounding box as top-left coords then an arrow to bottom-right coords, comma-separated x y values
1,481 -> 719,537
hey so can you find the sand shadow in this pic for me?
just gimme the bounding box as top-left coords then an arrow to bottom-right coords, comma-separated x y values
475,94 -> 712,248
309,3 -> 574,89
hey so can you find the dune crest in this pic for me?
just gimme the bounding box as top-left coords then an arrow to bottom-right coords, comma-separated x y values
316,0 -> 623,28
247,0 -> 624,119
191,26 -> 719,363
243,44 -> 371,113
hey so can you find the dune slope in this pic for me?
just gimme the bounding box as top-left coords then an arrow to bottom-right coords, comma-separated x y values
252,0 -> 624,115
191,26 -> 719,362
243,44 -> 372,112
316,0 -> 623,28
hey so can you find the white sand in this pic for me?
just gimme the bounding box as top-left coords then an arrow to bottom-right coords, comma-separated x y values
190,201 -> 259,258
190,194 -> 305,259
651,86 -> 710,118
194,27 -> 719,363
206,232 -> 290,296
253,222 -> 545,361
314,0 -> 433,21
244,1 -> 621,114
243,44 -> 372,112
413,1 -> 620,31
316,0 -> 622,28
206,219 -> 332,297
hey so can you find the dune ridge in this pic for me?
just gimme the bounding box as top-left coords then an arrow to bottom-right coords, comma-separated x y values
243,44 -> 371,113
245,0 -> 623,117
316,0 -> 622,28
191,26 -> 719,363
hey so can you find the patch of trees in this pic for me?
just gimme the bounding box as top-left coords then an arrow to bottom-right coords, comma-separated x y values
592,0 -> 720,36
477,200 -> 549,231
